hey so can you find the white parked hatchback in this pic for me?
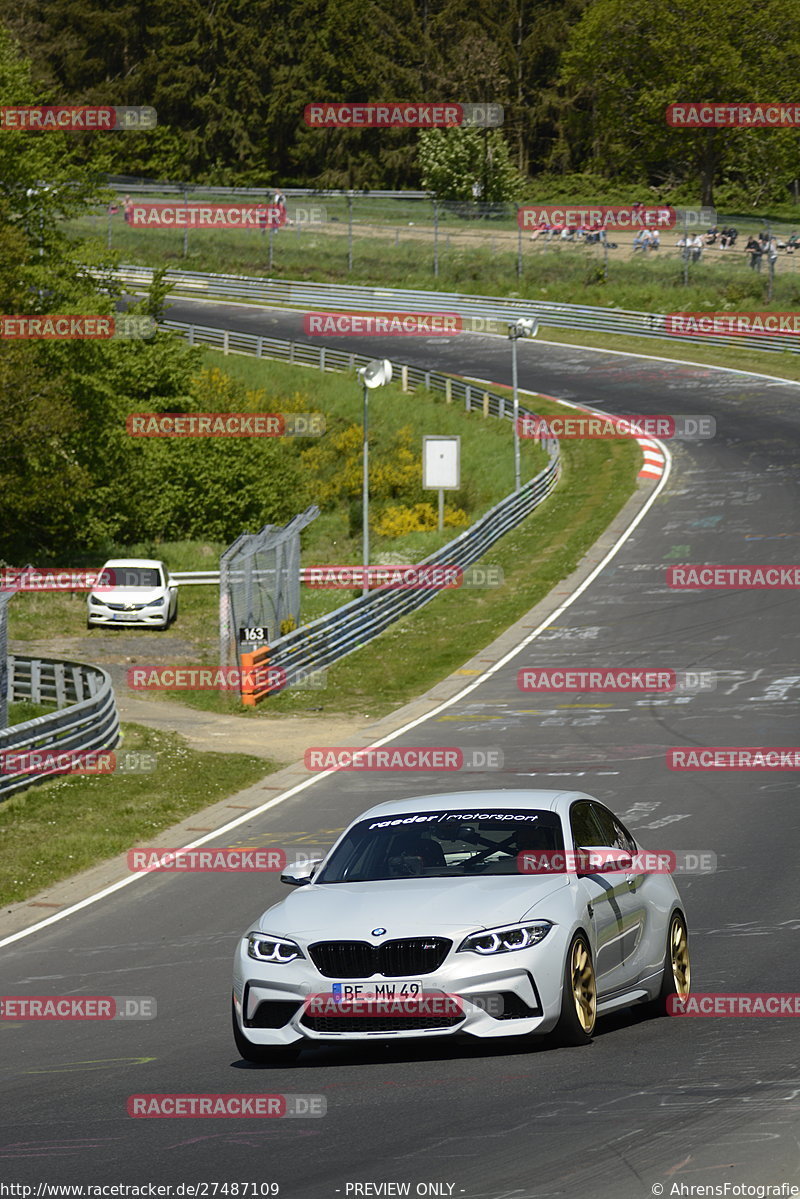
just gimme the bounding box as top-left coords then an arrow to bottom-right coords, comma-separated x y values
87,558 -> 178,630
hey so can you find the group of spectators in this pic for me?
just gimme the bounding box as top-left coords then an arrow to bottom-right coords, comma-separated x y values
703,226 -> 738,248
528,219 -> 620,247
529,212 -> 800,271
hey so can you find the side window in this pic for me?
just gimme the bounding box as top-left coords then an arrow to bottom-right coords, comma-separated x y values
591,804 -> 636,853
570,801 -> 604,848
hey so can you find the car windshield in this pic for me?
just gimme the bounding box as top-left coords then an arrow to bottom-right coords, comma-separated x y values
102,567 -> 162,589
315,809 -> 565,883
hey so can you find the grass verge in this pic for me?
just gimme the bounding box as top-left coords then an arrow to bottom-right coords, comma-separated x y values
0,722 -> 273,907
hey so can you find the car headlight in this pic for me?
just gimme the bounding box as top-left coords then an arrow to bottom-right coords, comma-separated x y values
246,932 -> 304,963
148,596 -> 166,607
89,595 -> 104,606
458,921 -> 553,955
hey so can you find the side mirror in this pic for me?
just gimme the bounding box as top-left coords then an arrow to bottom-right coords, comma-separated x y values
576,847 -> 634,875
280,858 -> 323,887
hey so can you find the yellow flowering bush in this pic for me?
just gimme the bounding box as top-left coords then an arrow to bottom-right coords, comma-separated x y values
373,502 -> 469,537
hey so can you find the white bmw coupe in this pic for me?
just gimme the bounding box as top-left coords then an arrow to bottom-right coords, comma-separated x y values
232,789 -> 690,1063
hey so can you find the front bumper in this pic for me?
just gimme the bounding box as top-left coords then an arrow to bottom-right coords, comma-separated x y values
232,936 -> 567,1044
88,606 -> 167,626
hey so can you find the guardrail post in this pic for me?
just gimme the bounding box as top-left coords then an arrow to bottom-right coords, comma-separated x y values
401,365 -> 409,392
289,341 -> 294,363
483,391 -> 490,417
465,385 -> 472,412
257,337 -> 263,358
445,377 -> 452,404
320,347 -> 326,371
223,330 -> 229,355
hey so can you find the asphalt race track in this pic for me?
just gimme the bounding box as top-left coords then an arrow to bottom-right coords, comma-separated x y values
2,301 -> 800,1197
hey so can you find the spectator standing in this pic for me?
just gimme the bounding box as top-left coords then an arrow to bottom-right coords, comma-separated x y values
746,236 -> 763,271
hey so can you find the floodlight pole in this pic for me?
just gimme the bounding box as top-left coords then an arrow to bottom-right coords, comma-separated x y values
507,317 -> 538,493
511,331 -> 521,492
362,379 -> 370,596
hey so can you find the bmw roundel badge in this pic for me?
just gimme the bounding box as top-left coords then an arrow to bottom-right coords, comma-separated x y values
372,927 -> 386,936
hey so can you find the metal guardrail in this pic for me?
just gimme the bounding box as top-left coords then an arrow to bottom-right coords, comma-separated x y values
158,317 -> 561,692
1,657 -> 120,799
261,454 -> 560,691
171,571 -> 219,585
107,182 -> 430,199
116,264 -> 800,355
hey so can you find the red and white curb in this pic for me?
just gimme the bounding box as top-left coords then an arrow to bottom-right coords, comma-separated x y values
637,437 -> 667,479
537,393 -> 668,481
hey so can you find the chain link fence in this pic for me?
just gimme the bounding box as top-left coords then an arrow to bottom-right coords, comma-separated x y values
0,591 -> 9,729
219,507 -> 320,672
86,183 -> 800,291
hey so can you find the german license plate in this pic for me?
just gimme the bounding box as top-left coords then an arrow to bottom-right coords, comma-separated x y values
331,980 -> 423,1001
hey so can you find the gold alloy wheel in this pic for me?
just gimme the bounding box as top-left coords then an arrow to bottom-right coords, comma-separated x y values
571,938 -> 597,1033
670,915 -> 691,997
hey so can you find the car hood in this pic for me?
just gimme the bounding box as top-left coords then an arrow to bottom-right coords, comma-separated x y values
90,588 -> 165,604
256,875 -> 570,940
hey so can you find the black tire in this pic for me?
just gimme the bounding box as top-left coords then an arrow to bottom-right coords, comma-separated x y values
231,997 -> 301,1065
551,932 -> 596,1047
170,595 -> 178,625
644,911 -> 690,1018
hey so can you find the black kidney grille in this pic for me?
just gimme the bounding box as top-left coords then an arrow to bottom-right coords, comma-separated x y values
308,937 -> 451,978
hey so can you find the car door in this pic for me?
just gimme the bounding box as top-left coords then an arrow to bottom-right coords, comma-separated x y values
568,800 -> 629,989
588,802 -> 646,988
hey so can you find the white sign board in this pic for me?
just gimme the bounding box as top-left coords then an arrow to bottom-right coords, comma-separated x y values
423,436 -> 460,490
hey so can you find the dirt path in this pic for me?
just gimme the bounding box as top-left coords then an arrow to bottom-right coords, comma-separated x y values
10,635 -> 371,760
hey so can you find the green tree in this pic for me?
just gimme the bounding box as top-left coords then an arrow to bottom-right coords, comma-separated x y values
557,0 -> 800,206
418,126 -> 525,201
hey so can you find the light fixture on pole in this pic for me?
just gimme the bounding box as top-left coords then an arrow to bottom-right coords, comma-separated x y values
356,358 -> 393,596
507,316 -> 539,492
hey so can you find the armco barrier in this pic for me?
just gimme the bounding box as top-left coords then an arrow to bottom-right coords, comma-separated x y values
114,265 -> 800,355
155,318 -> 561,697
1,657 -> 120,799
